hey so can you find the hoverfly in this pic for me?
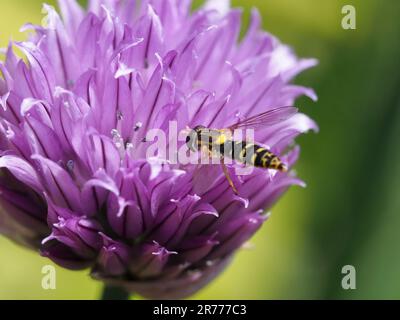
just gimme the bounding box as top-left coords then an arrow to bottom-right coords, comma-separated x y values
185,107 -> 298,194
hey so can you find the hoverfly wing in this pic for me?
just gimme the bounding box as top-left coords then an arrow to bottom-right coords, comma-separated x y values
227,106 -> 298,131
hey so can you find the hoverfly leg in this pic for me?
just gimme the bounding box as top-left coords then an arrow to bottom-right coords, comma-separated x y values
221,158 -> 239,195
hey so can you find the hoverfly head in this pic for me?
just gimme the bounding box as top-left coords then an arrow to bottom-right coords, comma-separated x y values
186,125 -> 206,152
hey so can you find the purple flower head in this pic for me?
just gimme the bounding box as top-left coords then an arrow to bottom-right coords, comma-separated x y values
0,0 -> 318,299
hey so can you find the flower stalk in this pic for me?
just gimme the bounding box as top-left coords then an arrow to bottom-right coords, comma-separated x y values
101,285 -> 131,301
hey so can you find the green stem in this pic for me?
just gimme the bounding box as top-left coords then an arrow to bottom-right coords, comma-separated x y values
101,285 -> 131,300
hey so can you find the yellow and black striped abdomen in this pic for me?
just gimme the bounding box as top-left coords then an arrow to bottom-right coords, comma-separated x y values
252,146 -> 285,170
241,143 -> 287,171
209,136 -> 287,171
194,129 -> 287,172
229,141 -> 287,172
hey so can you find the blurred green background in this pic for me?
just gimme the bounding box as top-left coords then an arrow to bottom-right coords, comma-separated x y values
1,0 -> 399,300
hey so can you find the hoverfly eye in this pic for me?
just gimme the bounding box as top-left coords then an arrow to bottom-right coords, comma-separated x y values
186,130 -> 199,152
